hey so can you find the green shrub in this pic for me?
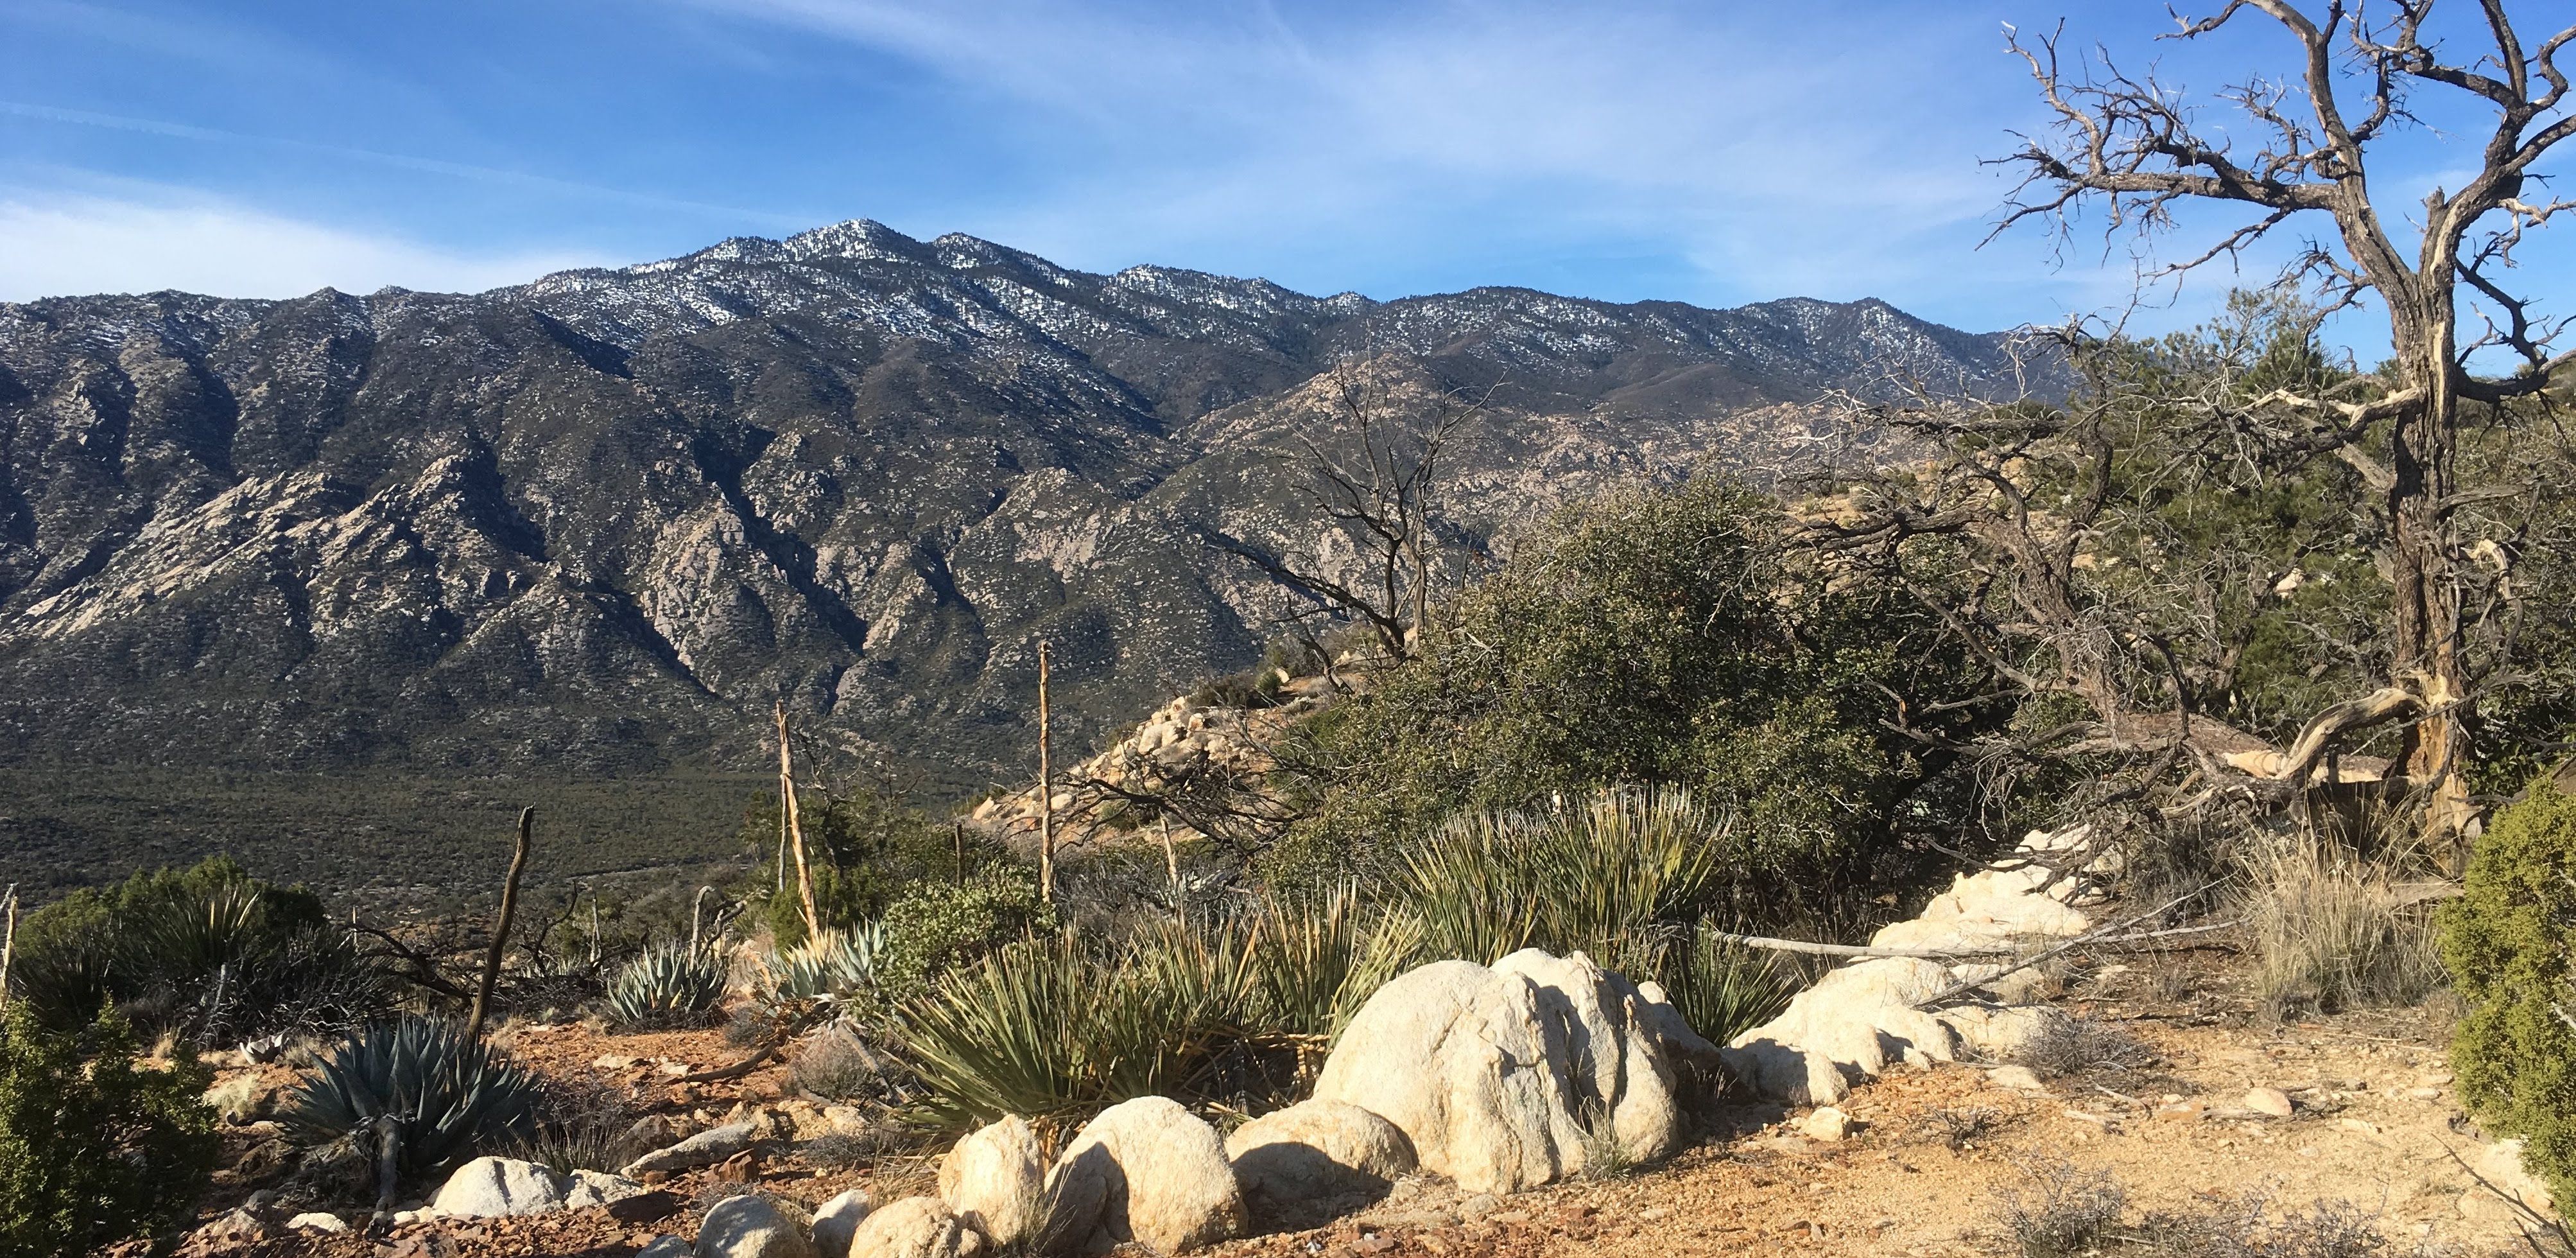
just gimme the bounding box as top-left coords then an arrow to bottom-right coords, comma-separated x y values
7,857 -> 377,1046
747,788 -> 965,948
279,1017 -> 541,1179
603,942 -> 729,1029
1279,478 -> 2003,923
876,867 -> 1056,993
0,1003 -> 218,1258
2441,782 -> 2576,1214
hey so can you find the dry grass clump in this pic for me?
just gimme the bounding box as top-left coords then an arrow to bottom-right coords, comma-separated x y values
2014,1015 -> 2157,1081
1993,1163 -> 2442,1258
2240,838 -> 2441,1018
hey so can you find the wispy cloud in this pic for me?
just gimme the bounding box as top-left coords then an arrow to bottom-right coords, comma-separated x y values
678,0 -> 2052,313
0,193 -> 605,301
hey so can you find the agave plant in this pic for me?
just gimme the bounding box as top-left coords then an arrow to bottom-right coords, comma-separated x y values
603,942 -> 729,1029
756,923 -> 886,1018
279,1017 -> 541,1179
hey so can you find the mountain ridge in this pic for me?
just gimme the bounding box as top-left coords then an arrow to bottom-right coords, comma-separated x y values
0,219 -> 2055,797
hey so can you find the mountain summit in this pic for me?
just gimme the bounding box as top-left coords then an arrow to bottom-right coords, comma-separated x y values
0,220 -> 2044,789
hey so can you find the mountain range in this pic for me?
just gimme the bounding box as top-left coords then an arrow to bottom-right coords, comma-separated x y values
0,219 -> 2052,801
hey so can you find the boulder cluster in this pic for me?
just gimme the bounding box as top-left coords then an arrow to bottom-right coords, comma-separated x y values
585,947 -> 1712,1257
1720,826 -> 2103,1103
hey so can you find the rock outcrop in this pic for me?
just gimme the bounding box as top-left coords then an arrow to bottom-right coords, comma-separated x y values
1313,948 -> 1716,1194
938,1115 -> 1048,1250
1050,1096 -> 1249,1254
1721,826 -> 2104,1103
626,1121 -> 759,1176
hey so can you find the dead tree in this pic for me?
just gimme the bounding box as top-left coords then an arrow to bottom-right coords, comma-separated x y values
1210,356 -> 1482,668
465,807 -> 533,1040
775,701 -> 820,939
1985,1 -> 2576,848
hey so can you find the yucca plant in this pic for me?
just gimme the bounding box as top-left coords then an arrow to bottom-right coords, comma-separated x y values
1661,922 -> 1794,1046
279,1017 -> 541,1182
897,929 -> 1250,1133
603,942 -> 729,1029
1403,787 -> 1722,975
1246,887 -> 1421,1043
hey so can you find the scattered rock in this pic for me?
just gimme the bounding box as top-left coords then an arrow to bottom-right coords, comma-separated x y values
284,1212 -> 348,1234
594,1054 -> 641,1070
428,1156 -> 571,1218
1315,949 -> 1714,1193
1985,1066 -> 2046,1092
1051,1096 -> 1249,1254
696,1194 -> 818,1258
1797,1107 -> 1855,1142
2243,1087 -> 2295,1118
625,1121 -> 758,1176
2407,1086 -> 2445,1101
566,1169 -> 649,1209
1225,1099 -> 1416,1216
2152,1101 -> 2205,1123
844,1196 -> 971,1258
811,1189 -> 872,1258
637,1237 -> 693,1258
939,1115 -> 1046,1248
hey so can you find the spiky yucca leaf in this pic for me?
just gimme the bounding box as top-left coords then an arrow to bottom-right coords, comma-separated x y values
1403,786 -> 1722,975
603,942 -> 729,1029
279,1017 -> 540,1175
1247,886 -> 1421,1042
1664,923 -> 1794,1046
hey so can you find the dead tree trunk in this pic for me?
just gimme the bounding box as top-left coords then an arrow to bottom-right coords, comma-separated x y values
775,701 -> 821,940
1037,640 -> 1055,904
465,807 -> 532,1040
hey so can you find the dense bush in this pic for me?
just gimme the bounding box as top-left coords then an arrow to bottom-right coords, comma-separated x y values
0,1004 -> 217,1258
875,866 -> 1057,992
7,857 -> 379,1047
747,788 -> 965,948
1278,478 -> 2004,923
2441,782 -> 2576,1213
280,1017 -> 542,1180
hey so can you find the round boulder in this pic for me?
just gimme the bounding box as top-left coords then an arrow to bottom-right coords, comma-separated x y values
1224,1099 -> 1414,1219
429,1156 -> 570,1218
845,1196 -> 972,1258
1049,1096 -> 1247,1254
938,1115 -> 1046,1248
695,1194 -> 817,1258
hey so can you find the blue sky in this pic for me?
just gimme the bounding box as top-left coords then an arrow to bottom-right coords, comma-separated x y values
3,1 -> 2570,348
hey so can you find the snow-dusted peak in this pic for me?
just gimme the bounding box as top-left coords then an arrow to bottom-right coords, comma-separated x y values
784,218 -> 923,264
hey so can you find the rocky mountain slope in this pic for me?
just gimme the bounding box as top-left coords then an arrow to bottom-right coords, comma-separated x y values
0,220 -> 2052,793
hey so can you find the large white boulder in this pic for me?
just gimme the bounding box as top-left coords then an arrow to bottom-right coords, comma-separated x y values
1049,1096 -> 1247,1254
429,1156 -> 570,1218
844,1196 -> 972,1258
1312,949 -> 1715,1194
1224,1098 -> 1415,1216
696,1194 -> 817,1258
1720,826 -> 2100,1103
937,1115 -> 1046,1249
